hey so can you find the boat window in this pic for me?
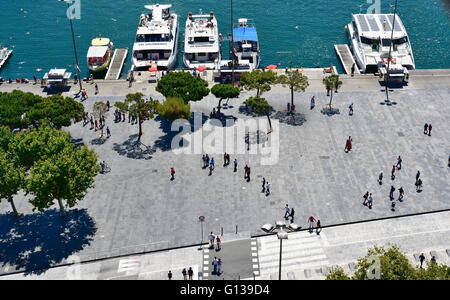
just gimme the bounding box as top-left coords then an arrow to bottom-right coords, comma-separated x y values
360,36 -> 377,45
393,36 -> 408,45
381,39 -> 391,47
194,37 -> 210,43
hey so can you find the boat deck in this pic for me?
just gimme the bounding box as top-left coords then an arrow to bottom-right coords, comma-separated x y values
334,44 -> 360,75
105,48 -> 128,80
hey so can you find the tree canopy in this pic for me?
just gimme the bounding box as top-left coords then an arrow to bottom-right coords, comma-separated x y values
240,70 -> 277,97
278,70 -> 309,106
244,96 -> 273,132
115,93 -> 158,136
211,84 -> 240,114
0,90 -> 84,130
156,72 -> 210,103
156,97 -> 191,122
326,245 -> 450,280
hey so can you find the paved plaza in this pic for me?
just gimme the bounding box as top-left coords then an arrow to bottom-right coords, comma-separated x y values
0,80 -> 449,275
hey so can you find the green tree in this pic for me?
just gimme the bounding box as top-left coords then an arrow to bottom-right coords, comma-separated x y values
28,94 -> 85,129
278,70 -> 309,107
92,101 -> 108,137
322,74 -> 343,107
0,90 -> 42,129
240,70 -> 277,97
115,93 -> 158,136
211,84 -> 240,114
156,97 -> 191,122
0,127 -> 26,218
156,72 -> 210,103
326,245 -> 450,280
244,96 -> 273,132
23,127 -> 100,216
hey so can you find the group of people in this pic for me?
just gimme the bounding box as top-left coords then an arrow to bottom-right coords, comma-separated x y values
423,123 -> 433,136
168,267 -> 194,280
261,177 -> 271,196
80,89 -> 88,101
287,102 -> 296,114
208,232 -> 221,251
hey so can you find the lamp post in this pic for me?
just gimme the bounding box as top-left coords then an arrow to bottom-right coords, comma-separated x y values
59,0 -> 82,93
230,0 -> 235,86
261,221 -> 301,280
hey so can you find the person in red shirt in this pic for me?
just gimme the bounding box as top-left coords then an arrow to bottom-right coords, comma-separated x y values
308,216 -> 316,230
216,236 -> 221,251
170,167 -> 175,180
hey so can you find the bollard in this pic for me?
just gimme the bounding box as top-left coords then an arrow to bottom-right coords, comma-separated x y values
235,225 -> 238,234
221,227 -> 223,236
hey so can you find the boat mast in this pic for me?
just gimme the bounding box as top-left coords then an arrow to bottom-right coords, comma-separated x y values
385,0 -> 398,102
231,0 -> 235,85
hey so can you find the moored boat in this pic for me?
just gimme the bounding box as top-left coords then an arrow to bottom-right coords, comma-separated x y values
87,35 -> 114,75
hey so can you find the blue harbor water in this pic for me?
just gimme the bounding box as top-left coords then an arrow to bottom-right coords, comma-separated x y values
1,0 -> 449,79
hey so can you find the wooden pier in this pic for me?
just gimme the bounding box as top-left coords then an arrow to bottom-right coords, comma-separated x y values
105,48 -> 128,80
334,44 -> 360,75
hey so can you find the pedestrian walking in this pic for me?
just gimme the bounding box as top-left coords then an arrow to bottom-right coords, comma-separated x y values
182,268 -> 187,280
202,154 -> 206,169
424,123 -> 428,135
217,258 -> 223,275
216,236 -> 221,251
378,172 -> 383,185
266,182 -> 271,196
210,157 -> 215,169
368,193 -> 373,209
170,167 -> 175,180
234,159 -> 237,172
349,103 -> 354,116
316,220 -> 321,234
416,170 -> 421,181
289,207 -> 295,223
428,124 -> 432,136
363,191 -> 369,205
206,154 -> 210,167
94,119 -> 98,131
247,166 -> 251,182
310,96 -> 315,110
188,267 -> 193,280
209,232 -> 215,248
84,89 -> 88,99
396,156 -> 402,170
106,126 -> 111,138
212,257 -> 218,274
106,100 -> 110,111
308,216 -> 316,230
168,270 -> 172,280
90,116 -> 94,129
223,153 -> 227,166
399,187 -> 404,200
351,63 -> 356,77
284,204 -> 290,220
244,165 -> 249,179
391,165 -> 396,179
416,178 -> 423,191
262,177 -> 266,193
389,186 -> 396,200
345,137 -> 352,153
419,253 -> 425,268
209,163 -> 213,176
95,83 -> 99,94
287,102 -> 291,113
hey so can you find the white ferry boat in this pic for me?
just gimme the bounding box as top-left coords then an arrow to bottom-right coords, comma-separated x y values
183,10 -> 221,70
232,18 -> 260,70
347,14 -> 415,73
86,35 -> 114,75
0,48 -> 13,69
132,4 -> 179,70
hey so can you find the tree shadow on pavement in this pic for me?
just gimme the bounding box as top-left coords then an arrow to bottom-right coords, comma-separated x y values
113,134 -> 156,160
0,209 -> 96,276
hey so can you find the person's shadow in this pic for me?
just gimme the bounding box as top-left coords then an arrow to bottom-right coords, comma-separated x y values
0,209 -> 96,275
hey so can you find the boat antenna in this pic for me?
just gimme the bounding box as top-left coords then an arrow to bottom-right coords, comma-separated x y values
385,0 -> 398,103
359,4 -> 363,14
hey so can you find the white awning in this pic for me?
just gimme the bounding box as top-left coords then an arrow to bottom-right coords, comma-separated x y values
87,46 -> 108,58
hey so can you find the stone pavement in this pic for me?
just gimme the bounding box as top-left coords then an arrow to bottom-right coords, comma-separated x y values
2,211 -> 449,280
0,81 -> 449,275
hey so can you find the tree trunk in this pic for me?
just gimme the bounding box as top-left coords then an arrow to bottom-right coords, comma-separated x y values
329,88 -> 334,107
257,88 -> 260,97
58,198 -> 66,216
217,98 -> 223,114
291,86 -> 294,107
138,116 -> 143,136
267,114 -> 273,133
8,196 -> 20,218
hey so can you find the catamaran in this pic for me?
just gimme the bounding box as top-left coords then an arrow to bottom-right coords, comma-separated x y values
347,13 -> 415,73
183,10 -> 221,70
232,18 -> 260,70
87,35 -> 114,75
132,4 -> 179,70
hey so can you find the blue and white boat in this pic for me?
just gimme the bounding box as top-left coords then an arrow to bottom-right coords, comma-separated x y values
232,18 -> 260,70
